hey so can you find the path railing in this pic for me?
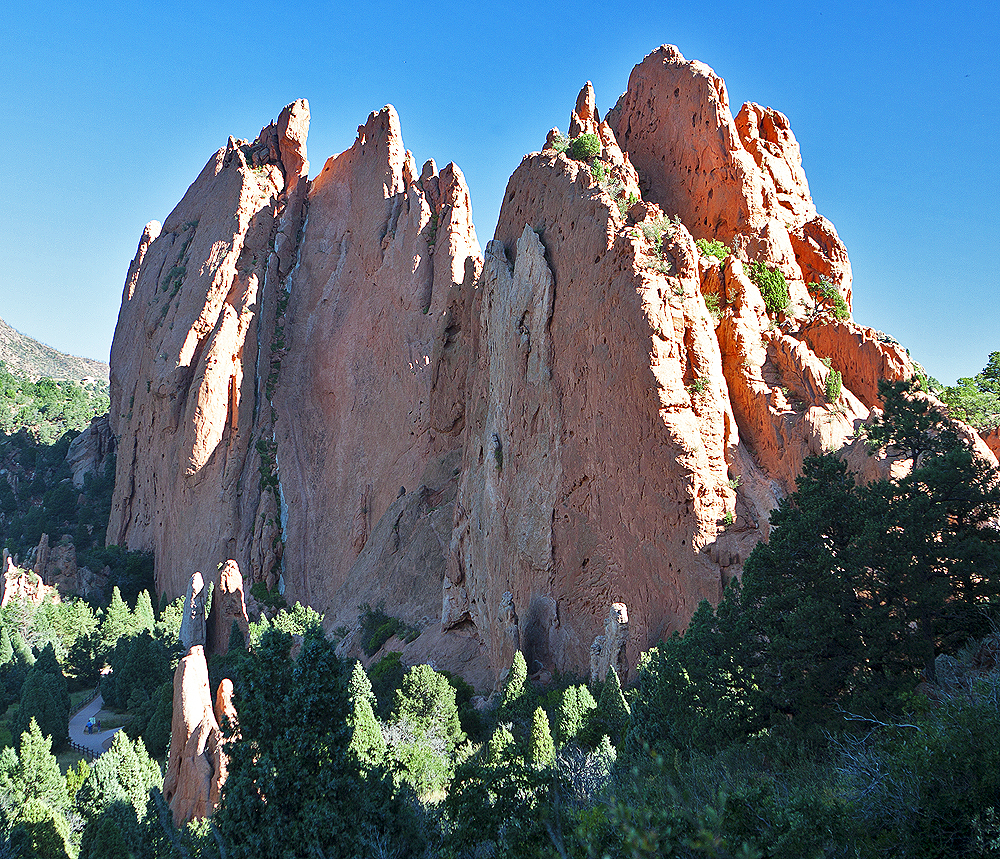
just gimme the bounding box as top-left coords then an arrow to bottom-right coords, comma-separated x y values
71,686 -> 100,716
68,739 -> 97,760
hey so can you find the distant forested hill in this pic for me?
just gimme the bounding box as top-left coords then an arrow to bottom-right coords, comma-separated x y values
0,315 -> 109,381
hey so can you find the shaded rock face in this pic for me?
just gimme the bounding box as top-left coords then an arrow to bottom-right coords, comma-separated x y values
31,534 -> 77,595
111,48 -> 941,687
108,101 -> 311,600
66,414 -> 115,489
272,106 -> 481,612
206,559 -> 249,656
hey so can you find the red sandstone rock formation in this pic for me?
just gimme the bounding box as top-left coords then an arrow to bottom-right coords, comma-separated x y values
162,645 -> 225,826
109,47 -> 971,689
66,414 -> 115,489
107,101 -> 311,600
1,552 -> 51,607
206,559 -> 249,656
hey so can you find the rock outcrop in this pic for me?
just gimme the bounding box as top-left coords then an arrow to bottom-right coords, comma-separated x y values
66,414 -> 115,488
206,559 -> 249,656
162,644 -> 225,826
31,534 -> 78,595
164,572 -> 231,825
1,551 -> 51,607
110,47 -> 949,688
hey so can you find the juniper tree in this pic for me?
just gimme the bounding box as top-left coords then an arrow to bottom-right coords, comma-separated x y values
528,707 -> 556,770
346,661 -> 386,774
554,683 -> 597,748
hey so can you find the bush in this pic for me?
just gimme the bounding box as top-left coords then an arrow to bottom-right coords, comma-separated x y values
568,133 -> 601,161
358,603 -> 417,657
696,238 -> 729,261
825,368 -> 842,403
747,260 -> 790,316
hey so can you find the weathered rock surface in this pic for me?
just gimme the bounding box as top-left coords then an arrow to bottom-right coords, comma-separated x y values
66,414 -> 115,489
109,47 -> 965,690
984,426 -> 1000,460
108,101 -> 311,600
206,559 -> 249,656
31,534 -> 78,595
1,551 -> 51,607
272,106 -> 481,611
162,645 -> 225,826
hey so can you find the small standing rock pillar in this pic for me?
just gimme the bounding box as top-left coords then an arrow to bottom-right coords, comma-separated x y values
164,571 -> 233,826
589,602 -> 629,685
495,591 -> 520,687
206,560 -> 250,656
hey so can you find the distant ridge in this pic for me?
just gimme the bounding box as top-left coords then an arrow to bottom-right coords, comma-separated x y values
0,315 -> 109,381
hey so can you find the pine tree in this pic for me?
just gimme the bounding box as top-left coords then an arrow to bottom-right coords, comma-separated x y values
76,730 -> 162,822
7,797 -> 73,859
13,649 -> 70,747
0,718 -> 70,827
10,629 -> 33,666
528,707 -> 556,770
99,586 -> 133,658
497,650 -> 529,725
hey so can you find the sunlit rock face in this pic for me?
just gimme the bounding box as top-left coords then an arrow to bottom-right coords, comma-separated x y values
110,48 -> 942,689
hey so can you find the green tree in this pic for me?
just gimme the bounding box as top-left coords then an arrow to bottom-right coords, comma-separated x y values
0,628 -> 12,666
587,666 -> 632,747
939,350 -> 1000,430
133,590 -> 155,635
98,586 -> 134,658
497,650 -> 530,725
0,719 -> 69,820
215,627 -> 411,859
528,707 -> 556,770
346,661 -> 386,774
7,797 -> 72,859
75,730 -> 161,823
12,645 -> 70,746
388,663 -> 464,795
627,587 -> 760,755
553,683 -> 597,748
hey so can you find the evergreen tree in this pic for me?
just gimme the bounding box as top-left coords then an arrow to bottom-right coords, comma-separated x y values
0,719 -> 69,820
554,684 -> 597,748
528,707 -> 556,770
346,661 -> 386,775
388,663 -> 464,795
497,650 -> 529,725
215,627 -> 410,859
10,629 -> 33,666
7,798 -> 72,859
98,586 -> 134,658
0,628 -> 12,666
592,666 -> 631,746
13,648 -> 70,746
627,585 -> 760,756
133,590 -> 155,635
75,730 -> 161,823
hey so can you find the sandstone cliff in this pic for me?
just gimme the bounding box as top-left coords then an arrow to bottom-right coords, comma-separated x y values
108,46 -> 986,689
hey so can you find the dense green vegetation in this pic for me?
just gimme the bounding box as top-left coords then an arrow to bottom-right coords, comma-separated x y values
938,351 -> 1000,431
0,362 -> 108,445
747,260 -> 790,317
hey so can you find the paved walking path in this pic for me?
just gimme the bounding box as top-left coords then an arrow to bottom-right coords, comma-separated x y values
68,693 -> 121,757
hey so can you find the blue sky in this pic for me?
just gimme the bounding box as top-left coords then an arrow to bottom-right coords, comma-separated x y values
1,1 -> 997,384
